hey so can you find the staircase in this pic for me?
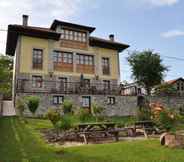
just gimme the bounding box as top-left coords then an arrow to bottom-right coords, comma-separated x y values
2,101 -> 16,116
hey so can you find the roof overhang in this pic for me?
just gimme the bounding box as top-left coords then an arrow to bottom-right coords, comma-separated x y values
89,36 -> 130,52
6,25 -> 60,56
50,20 -> 96,33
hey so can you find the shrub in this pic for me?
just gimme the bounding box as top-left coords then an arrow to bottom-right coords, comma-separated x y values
62,100 -> 73,114
92,103 -> 104,121
55,115 -> 73,131
16,98 -> 26,117
77,108 -> 92,122
154,83 -> 177,96
137,106 -> 151,121
45,108 -> 61,126
26,96 -> 40,115
153,109 -> 179,132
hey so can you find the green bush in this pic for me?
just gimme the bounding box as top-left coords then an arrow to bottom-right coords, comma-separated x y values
45,108 -> 61,126
77,108 -> 93,122
63,100 -> 73,114
16,98 -> 26,117
26,96 -> 40,115
137,107 -> 151,121
55,115 -> 73,131
154,83 -> 177,96
92,103 -> 104,122
154,109 -> 179,132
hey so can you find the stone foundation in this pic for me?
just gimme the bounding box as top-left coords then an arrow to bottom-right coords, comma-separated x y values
15,94 -> 184,117
16,93 -> 137,117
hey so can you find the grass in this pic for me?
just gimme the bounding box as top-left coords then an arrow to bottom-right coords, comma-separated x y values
1,116 -> 184,162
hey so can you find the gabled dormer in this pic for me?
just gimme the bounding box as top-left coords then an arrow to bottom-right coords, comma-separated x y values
50,20 -> 96,50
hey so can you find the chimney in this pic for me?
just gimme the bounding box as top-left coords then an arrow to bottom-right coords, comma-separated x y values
109,34 -> 115,41
22,15 -> 28,26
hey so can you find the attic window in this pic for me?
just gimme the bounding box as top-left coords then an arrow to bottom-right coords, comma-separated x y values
60,28 -> 87,42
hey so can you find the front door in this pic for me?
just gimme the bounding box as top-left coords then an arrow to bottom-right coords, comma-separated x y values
58,77 -> 67,92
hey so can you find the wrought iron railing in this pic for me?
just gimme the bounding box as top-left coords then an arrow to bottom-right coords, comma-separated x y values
16,79 -> 121,95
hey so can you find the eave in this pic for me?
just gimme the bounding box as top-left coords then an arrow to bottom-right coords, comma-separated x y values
6,25 -> 60,56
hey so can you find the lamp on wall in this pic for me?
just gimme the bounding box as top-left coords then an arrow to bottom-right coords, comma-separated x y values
95,75 -> 99,80
49,71 -> 54,78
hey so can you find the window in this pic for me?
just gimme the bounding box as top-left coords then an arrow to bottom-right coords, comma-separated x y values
107,97 -> 116,105
76,54 -> 94,65
181,82 -> 184,91
61,29 -> 87,43
32,49 -> 43,69
102,57 -> 110,75
103,80 -> 110,90
53,51 -> 73,64
177,82 -> 180,90
32,76 -> 43,88
53,96 -> 64,105
82,96 -> 91,108
60,28 -> 87,43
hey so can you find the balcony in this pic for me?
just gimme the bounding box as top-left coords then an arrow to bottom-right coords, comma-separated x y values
76,64 -> 95,74
16,79 -> 121,95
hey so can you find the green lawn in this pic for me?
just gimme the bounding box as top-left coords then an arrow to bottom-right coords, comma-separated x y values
1,117 -> 184,162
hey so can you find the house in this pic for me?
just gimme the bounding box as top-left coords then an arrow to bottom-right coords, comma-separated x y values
165,78 -> 184,96
6,15 -> 129,115
121,82 -> 146,96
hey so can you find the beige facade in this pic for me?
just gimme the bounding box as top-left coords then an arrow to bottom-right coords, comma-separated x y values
19,36 -> 120,81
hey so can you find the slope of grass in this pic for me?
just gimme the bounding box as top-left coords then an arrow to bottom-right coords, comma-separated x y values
0,117 -> 184,162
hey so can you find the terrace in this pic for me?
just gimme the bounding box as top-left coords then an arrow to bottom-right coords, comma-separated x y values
16,79 -> 121,95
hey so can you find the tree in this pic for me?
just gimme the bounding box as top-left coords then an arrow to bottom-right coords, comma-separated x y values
154,83 -> 177,96
127,50 -> 168,95
0,55 -> 13,99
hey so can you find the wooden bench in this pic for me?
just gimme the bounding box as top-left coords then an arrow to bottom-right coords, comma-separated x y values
134,121 -> 159,137
77,129 -> 120,144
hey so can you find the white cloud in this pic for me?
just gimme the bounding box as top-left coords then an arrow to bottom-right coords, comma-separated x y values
136,0 -> 179,6
148,0 -> 178,6
0,0 -> 98,54
161,30 -> 184,38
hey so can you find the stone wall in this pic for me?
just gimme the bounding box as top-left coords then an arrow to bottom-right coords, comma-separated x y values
16,93 -> 138,117
148,96 -> 184,112
15,93 -> 184,117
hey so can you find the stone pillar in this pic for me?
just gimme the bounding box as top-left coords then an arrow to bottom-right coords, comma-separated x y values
48,40 -> 54,73
73,52 -> 77,73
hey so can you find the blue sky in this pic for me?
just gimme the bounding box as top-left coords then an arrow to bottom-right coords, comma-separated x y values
0,0 -> 183,82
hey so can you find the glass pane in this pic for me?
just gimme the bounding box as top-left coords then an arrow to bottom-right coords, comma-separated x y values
59,96 -> 63,104
53,97 -> 58,104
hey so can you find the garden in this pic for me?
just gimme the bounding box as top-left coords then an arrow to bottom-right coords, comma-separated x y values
16,95 -> 184,147
1,95 -> 184,162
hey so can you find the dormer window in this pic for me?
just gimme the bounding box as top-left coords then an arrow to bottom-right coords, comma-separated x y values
60,28 -> 87,43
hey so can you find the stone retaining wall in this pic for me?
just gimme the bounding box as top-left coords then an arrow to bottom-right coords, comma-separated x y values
148,96 -> 184,112
15,93 -> 184,117
16,93 -> 138,117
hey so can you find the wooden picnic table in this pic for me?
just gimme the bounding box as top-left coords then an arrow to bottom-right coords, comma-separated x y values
75,122 -> 119,143
76,122 -> 116,131
134,120 -> 159,137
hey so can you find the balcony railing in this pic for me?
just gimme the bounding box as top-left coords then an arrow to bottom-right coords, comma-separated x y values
16,79 -> 121,95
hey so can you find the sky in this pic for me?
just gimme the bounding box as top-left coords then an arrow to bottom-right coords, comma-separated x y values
0,0 -> 184,82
